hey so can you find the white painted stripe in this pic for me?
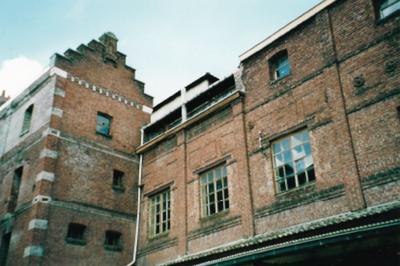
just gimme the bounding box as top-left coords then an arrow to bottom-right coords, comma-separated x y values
24,246 -> 44,257
36,171 -> 55,182
28,219 -> 48,230
51,107 -> 63,118
39,149 -> 58,159
49,67 -> 68,79
32,195 -> 52,204
54,87 -> 65,97
142,105 -> 153,114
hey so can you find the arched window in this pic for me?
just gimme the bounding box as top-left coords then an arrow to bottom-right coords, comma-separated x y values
21,104 -> 34,135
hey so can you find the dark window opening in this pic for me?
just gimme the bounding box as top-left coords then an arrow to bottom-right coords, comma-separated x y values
0,233 -> 11,266
65,223 -> 86,245
375,0 -> 400,19
8,167 -> 23,213
112,170 -> 125,192
21,104 -> 34,136
96,112 -> 112,137
269,50 -> 291,80
104,230 -> 122,251
397,106 -> 400,119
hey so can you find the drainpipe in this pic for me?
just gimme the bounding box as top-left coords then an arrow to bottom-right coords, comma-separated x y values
127,129 -> 144,266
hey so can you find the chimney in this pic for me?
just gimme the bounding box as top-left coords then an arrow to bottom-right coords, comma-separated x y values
99,32 -> 118,63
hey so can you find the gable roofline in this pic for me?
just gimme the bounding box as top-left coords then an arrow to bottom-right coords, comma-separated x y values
239,0 -> 337,62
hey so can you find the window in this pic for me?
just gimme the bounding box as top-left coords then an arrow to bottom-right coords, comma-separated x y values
21,104 -> 34,135
149,190 -> 170,236
200,164 -> 229,217
8,167 -> 23,212
65,223 -> 86,245
112,170 -> 124,192
269,50 -> 291,80
104,230 -> 122,251
376,0 -> 400,19
272,130 -> 315,193
96,112 -> 112,137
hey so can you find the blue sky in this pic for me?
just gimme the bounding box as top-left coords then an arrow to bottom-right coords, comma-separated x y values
0,0 -> 320,104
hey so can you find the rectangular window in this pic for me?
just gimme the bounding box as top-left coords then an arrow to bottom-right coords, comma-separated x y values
8,167 -> 23,213
200,164 -> 229,217
272,130 -> 315,193
269,50 -> 291,80
104,230 -> 122,251
112,170 -> 124,192
96,112 -> 112,137
149,190 -> 170,237
21,104 -> 34,135
377,0 -> 400,19
65,223 -> 86,245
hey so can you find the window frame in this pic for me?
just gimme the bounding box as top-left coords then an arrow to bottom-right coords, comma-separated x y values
375,0 -> 400,20
200,164 -> 229,217
20,104 -> 34,136
149,189 -> 171,237
271,130 -> 316,193
65,223 -> 87,245
112,169 -> 125,192
96,112 -> 113,138
269,50 -> 291,81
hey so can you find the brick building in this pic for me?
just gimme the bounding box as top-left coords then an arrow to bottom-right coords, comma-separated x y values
1,0 -> 399,265
135,0 -> 400,265
0,33 -> 153,265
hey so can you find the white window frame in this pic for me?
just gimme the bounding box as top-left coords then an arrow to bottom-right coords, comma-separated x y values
200,164 -> 229,217
272,130 -> 316,193
149,190 -> 171,237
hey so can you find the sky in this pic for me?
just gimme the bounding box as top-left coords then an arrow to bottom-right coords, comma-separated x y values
0,0 -> 321,104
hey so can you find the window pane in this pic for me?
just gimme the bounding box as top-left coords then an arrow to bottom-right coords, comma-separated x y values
284,162 -> 294,177
283,150 -> 292,162
96,114 -> 111,135
287,176 -> 296,189
273,143 -> 281,153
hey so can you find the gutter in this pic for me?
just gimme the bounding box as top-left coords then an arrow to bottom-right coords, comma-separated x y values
127,129 -> 144,266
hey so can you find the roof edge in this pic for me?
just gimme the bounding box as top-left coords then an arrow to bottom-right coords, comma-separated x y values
239,0 -> 337,62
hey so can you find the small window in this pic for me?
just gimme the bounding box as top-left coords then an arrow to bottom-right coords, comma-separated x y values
200,164 -> 229,217
376,0 -> 400,19
96,112 -> 112,137
104,230 -> 122,251
149,190 -> 171,237
21,105 -> 34,135
112,170 -> 125,192
272,130 -> 315,193
8,167 -> 23,212
65,223 -> 86,245
269,50 -> 291,80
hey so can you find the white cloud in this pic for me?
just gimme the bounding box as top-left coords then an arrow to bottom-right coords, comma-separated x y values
0,56 -> 45,100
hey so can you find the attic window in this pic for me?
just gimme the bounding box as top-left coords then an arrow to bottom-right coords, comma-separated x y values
21,104 -> 34,136
269,50 -> 291,80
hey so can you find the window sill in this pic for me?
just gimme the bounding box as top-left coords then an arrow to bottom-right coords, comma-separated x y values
65,238 -> 86,246
104,245 -> 122,252
200,209 -> 230,223
269,73 -> 291,86
276,181 -> 316,198
148,231 -> 169,241
96,131 -> 112,139
112,186 -> 125,193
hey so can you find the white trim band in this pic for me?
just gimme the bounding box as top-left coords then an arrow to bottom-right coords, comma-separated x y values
28,219 -> 48,230
35,171 -> 55,182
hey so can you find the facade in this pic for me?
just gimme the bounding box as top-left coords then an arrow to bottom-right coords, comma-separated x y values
0,33 -> 153,265
0,0 -> 399,265
136,0 -> 400,265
